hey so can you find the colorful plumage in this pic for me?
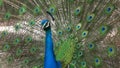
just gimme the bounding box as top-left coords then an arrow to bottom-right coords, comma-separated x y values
0,0 -> 120,68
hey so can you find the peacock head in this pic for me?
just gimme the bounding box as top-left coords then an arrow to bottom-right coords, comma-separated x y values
40,19 -> 51,31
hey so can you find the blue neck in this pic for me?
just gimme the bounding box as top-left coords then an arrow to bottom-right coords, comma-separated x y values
44,29 -> 57,68
44,29 -> 61,68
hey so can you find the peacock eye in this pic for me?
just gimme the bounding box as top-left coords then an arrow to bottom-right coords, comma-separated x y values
74,7 -> 82,16
95,59 -> 99,62
76,9 -> 80,12
50,8 -> 54,12
81,61 -> 86,68
35,9 -> 38,12
82,31 -> 88,38
22,59 -> 29,65
3,44 -> 10,51
76,23 -> 82,30
88,43 -> 95,50
29,20 -> 36,26
19,7 -> 26,15
58,30 -> 63,35
4,12 -> 11,20
48,5 -> 56,14
94,57 -> 101,66
90,44 -> 92,47
107,46 -> 116,57
107,7 -> 111,12
105,5 -> 115,14
102,27 -> 105,31
109,48 -> 113,52
78,51 -> 83,57
86,13 -> 95,22
66,26 -> 71,32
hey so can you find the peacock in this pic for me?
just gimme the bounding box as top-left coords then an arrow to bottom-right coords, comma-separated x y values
0,0 -> 120,68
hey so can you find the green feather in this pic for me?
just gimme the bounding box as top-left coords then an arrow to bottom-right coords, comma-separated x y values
104,4 -> 115,15
33,6 -> 41,14
76,23 -> 82,31
69,34 -> 74,39
14,23 -> 21,31
30,46 -> 37,54
23,59 -> 29,64
78,51 -> 83,57
7,56 -> 14,63
29,20 -> 36,26
80,61 -> 87,68
58,30 -> 63,36
19,7 -> 26,15
16,48 -> 23,56
88,43 -> 95,50
4,12 -> 11,20
74,37 -> 79,43
3,44 -> 10,51
86,13 -> 95,22
25,36 -> 32,43
1,31 -> 8,37
87,0 -> 94,3
32,66 -> 38,68
0,0 -> 3,6
99,25 -> 109,35
107,46 -> 116,57
13,38 -> 20,45
69,63 -> 76,68
81,30 -> 88,38
94,57 -> 102,67
76,43 -> 82,49
74,7 -> 82,16
48,5 -> 56,14
66,26 -> 72,32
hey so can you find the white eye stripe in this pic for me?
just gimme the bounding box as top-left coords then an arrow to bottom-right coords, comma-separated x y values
42,22 -> 47,29
46,22 -> 50,28
42,21 -> 50,29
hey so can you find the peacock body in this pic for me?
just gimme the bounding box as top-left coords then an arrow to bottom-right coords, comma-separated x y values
0,0 -> 120,68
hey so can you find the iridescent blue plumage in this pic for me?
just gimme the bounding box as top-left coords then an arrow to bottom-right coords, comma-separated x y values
41,19 -> 61,68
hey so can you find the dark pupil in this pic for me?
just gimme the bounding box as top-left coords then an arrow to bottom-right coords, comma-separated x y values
96,59 -> 99,62
18,51 -> 20,53
28,38 -> 30,41
68,27 -> 70,30
31,22 -> 33,24
6,15 -> 8,18
16,26 -> 18,29
109,48 -> 113,52
32,49 -> 35,51
78,26 -> 80,28
107,7 -> 111,12
20,8 -> 23,12
3,32 -> 6,35
82,63 -> 85,65
59,32 -> 61,34
102,27 -> 105,31
51,8 -> 54,12
5,46 -> 8,48
80,52 -> 82,55
89,16 -> 92,19
83,33 -> 86,35
90,44 -> 92,48
77,9 -> 80,12
8,58 -> 11,61
16,40 -> 18,42
25,60 -> 27,63
36,9 -> 38,12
